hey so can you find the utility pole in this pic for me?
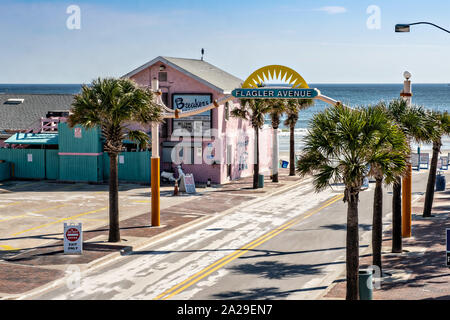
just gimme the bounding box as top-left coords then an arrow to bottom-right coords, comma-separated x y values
400,71 -> 412,238
151,77 -> 161,227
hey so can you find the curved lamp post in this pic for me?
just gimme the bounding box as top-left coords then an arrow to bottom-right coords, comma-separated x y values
395,22 -> 450,34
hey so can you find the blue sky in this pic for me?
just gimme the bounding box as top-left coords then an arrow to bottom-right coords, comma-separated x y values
1,0 -> 450,83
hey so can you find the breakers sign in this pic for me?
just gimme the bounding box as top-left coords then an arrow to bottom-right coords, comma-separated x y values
232,88 -> 319,99
233,65 -> 319,99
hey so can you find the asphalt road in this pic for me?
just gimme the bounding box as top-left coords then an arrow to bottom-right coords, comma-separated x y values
33,171 -> 432,300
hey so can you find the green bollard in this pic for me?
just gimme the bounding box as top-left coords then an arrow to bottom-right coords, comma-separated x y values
258,174 -> 264,188
359,269 -> 373,300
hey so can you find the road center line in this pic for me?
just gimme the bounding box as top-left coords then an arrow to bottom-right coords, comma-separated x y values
155,193 -> 344,300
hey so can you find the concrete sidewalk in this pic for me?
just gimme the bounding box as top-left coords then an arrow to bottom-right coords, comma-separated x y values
0,169 -> 306,299
323,187 -> 450,300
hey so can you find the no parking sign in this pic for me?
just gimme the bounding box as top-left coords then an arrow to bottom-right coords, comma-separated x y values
447,229 -> 450,267
64,223 -> 82,255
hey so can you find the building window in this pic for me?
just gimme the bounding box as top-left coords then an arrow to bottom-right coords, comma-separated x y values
225,101 -> 231,121
158,72 -> 168,82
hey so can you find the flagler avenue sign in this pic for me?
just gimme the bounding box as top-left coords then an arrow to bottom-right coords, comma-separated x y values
231,88 -> 320,99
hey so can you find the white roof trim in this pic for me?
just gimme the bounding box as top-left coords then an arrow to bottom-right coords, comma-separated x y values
122,56 -> 226,93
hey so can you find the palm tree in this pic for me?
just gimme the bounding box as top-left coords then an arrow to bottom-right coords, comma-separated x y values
366,104 -> 409,274
69,78 -> 163,242
297,104 -> 389,300
231,99 -> 272,189
284,99 -> 314,176
268,99 -> 286,182
423,111 -> 450,217
385,99 -> 434,252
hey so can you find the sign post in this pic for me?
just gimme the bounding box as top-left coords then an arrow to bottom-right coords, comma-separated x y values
447,228 -> 450,267
64,223 -> 82,255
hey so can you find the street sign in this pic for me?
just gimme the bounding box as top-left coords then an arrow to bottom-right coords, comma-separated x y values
411,153 -> 419,169
231,88 -> 319,99
420,153 -> 429,169
64,223 -> 82,255
447,228 -> 450,267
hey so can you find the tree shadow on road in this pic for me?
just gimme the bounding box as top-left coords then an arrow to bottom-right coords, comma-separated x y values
226,260 -> 328,280
212,286 -> 328,300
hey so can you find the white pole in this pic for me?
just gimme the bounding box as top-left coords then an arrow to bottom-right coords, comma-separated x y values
150,77 -> 160,226
402,71 -> 412,107
151,78 -> 160,159
272,128 -> 279,182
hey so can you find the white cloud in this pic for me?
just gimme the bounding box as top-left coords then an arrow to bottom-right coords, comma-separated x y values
315,6 -> 347,15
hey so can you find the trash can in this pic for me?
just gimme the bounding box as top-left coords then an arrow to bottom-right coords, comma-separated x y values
359,269 -> 373,300
436,171 -> 446,192
258,174 -> 264,188
280,160 -> 289,169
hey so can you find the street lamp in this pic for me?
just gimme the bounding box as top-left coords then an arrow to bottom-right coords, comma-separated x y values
395,22 -> 450,34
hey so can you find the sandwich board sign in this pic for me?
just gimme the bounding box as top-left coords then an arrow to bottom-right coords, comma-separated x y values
179,174 -> 196,194
64,223 -> 82,255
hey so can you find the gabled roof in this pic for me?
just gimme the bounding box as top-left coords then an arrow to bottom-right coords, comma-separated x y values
0,94 -> 74,131
122,56 -> 243,93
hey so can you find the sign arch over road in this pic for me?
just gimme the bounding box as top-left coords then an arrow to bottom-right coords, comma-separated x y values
242,65 -> 310,89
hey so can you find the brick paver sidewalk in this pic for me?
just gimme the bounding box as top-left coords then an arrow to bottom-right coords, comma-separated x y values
0,169 -> 304,298
324,189 -> 450,300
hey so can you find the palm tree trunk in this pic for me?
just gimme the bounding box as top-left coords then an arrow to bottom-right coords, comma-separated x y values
392,177 -> 402,253
108,153 -> 120,242
253,128 -> 260,189
346,190 -> 360,300
372,178 -> 383,273
289,123 -> 295,176
423,140 -> 441,217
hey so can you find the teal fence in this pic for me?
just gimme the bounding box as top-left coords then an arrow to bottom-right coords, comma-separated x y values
103,151 -> 151,183
0,162 -> 11,181
0,148 -> 151,183
0,149 -> 46,179
45,150 -> 59,180
59,155 -> 103,183
58,123 -> 102,153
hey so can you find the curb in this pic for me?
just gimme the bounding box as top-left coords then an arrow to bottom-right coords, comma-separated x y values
317,193 -> 425,300
3,175 -> 311,300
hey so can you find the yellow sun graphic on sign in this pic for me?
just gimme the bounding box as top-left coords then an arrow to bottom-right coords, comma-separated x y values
242,65 -> 309,89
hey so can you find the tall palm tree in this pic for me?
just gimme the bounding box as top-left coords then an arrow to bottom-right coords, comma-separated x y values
385,99 -> 434,252
284,99 -> 314,176
297,104 -> 389,300
366,105 -> 409,274
231,99 -> 272,189
268,99 -> 286,182
423,111 -> 450,217
69,78 -> 163,242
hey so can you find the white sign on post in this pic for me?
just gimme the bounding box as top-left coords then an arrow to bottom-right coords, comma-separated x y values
411,153 -> 419,168
119,155 -> 125,164
64,223 -> 83,255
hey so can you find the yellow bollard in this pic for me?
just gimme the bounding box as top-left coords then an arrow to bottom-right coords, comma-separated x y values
402,163 -> 412,238
151,157 -> 160,227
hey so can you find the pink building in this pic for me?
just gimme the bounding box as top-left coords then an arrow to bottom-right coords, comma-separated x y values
123,56 -> 273,184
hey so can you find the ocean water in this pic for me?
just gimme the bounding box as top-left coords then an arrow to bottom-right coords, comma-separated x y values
1,83 -> 449,152
0,84 -> 82,95
276,83 -> 450,153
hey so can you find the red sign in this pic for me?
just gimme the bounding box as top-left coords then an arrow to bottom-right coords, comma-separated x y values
66,228 -> 80,242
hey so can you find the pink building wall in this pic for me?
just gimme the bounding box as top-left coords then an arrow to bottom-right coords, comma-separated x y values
129,60 -> 273,184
